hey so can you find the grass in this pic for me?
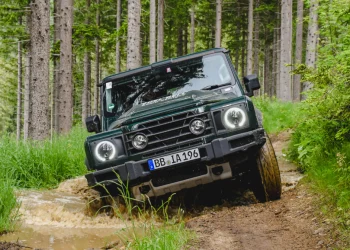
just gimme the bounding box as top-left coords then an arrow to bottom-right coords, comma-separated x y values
0,179 -> 19,233
0,127 -> 88,189
0,127 -> 88,234
130,222 -> 193,250
298,143 -> 350,233
89,177 -> 194,250
252,96 -> 302,134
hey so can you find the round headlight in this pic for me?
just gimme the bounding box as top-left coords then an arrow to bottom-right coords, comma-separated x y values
95,141 -> 117,162
222,107 -> 247,130
189,119 -> 206,135
132,133 -> 148,150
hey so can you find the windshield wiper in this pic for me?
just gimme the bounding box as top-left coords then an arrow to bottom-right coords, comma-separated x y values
201,82 -> 232,90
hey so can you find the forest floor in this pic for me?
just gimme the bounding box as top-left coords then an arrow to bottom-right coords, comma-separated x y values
0,132 -> 344,249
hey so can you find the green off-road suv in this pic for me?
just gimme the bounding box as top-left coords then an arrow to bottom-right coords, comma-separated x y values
84,48 -> 281,202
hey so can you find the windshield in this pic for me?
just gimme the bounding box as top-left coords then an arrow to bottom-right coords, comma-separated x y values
103,53 -> 242,118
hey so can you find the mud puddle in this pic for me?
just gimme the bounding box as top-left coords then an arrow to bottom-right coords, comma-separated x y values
271,131 -> 304,192
0,178 -> 134,249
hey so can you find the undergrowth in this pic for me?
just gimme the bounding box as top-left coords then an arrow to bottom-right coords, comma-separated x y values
0,127 -> 88,233
252,96 -> 302,134
0,179 -> 19,233
0,127 -> 88,189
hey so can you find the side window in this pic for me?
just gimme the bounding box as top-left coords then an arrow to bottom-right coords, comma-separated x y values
105,82 -> 114,113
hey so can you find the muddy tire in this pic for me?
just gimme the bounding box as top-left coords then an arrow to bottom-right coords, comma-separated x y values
250,134 -> 281,202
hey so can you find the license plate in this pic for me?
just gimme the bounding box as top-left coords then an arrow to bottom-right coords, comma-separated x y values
148,148 -> 200,171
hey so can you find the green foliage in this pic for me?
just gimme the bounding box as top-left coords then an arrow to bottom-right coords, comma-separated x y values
252,96 -> 302,134
0,127 -> 88,189
288,66 -> 350,227
0,179 -> 19,233
287,0 -> 350,237
0,57 -> 17,134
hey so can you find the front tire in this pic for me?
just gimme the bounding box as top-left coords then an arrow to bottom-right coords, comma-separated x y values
250,134 -> 281,202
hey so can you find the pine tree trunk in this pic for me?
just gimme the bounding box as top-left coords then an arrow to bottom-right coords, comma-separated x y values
82,52 -> 91,123
264,36 -> 271,96
16,17 -> 22,141
241,27 -> 246,78
247,0 -> 254,75
302,0 -> 318,98
94,0 -> 100,114
279,0 -> 293,101
293,0 -> 303,101
23,9 -> 31,141
211,28 -> 215,48
157,0 -> 164,61
184,25 -> 188,55
82,0 -> 91,124
24,51 -> 31,141
127,0 -> 141,69
177,27 -> 183,56
253,0 -> 260,96
149,0 -> 156,63
272,27 -> 277,97
53,0 -> 61,135
29,0 -> 51,140
235,5 -> 241,72
190,3 -> 195,53
276,7 -> 281,99
58,0 -> 74,134
215,0 -> 222,47
116,0 -> 121,72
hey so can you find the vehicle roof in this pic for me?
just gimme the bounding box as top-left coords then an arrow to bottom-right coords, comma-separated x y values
102,47 -> 229,85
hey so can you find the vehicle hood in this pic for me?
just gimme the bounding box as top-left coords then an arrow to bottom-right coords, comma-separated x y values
108,90 -> 239,130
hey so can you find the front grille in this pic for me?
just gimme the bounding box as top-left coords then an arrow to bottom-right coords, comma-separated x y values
125,111 -> 214,157
151,163 -> 208,187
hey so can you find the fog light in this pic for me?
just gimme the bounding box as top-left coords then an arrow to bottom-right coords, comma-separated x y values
212,166 -> 223,175
132,133 -> 148,150
139,185 -> 151,194
189,119 -> 206,135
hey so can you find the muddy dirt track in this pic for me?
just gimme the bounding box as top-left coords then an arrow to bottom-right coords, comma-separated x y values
186,132 -> 337,250
0,132 -> 343,249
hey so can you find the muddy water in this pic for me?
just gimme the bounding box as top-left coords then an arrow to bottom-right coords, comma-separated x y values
0,132 -> 304,249
271,132 -> 304,192
0,178 -> 132,249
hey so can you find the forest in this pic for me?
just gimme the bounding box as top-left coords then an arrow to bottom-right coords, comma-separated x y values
0,0 -> 320,139
0,0 -> 350,248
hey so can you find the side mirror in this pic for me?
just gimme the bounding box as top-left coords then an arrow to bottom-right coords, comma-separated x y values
85,115 -> 101,133
243,74 -> 260,97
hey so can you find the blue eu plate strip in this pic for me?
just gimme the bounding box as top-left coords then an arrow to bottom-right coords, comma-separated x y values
148,159 -> 155,171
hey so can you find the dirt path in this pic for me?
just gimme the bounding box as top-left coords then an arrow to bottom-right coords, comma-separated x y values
185,132 -> 336,250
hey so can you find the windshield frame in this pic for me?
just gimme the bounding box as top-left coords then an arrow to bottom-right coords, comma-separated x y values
101,52 -> 243,119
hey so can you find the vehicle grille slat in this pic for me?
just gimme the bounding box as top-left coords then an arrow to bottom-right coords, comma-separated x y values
126,119 -> 211,142
126,111 -> 214,158
124,113 -> 210,135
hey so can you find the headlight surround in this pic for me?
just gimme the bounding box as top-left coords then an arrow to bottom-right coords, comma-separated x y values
221,106 -> 248,130
94,141 -> 117,162
132,133 -> 148,150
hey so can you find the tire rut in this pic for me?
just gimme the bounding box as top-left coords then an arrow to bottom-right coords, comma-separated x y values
185,131 -> 334,250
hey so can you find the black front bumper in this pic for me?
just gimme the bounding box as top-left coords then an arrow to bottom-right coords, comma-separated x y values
85,128 -> 266,188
